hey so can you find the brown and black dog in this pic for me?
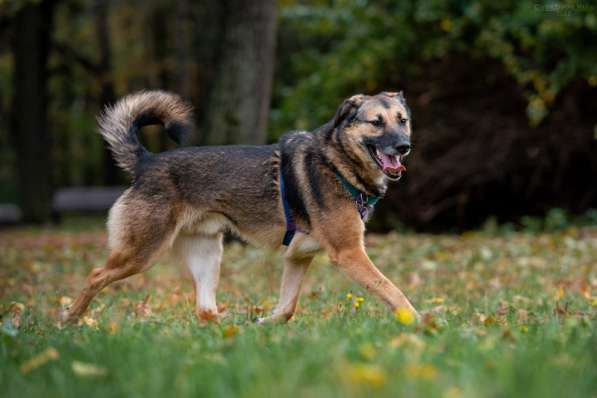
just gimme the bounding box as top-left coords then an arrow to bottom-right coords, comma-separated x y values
63,90 -> 418,324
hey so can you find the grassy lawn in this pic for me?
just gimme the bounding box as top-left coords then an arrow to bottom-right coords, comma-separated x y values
1,220 -> 595,397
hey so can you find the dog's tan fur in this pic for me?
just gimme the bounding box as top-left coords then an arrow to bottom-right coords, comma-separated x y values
63,90 -> 418,324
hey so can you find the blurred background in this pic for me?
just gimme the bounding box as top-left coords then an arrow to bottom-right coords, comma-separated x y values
0,0 -> 595,231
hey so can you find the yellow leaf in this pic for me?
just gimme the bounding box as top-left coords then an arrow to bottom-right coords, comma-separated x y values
10,302 -> 25,312
425,297 -> 446,305
477,313 -> 496,326
71,361 -> 107,377
389,333 -> 425,350
80,316 -> 98,328
406,363 -> 438,380
223,324 -> 240,339
20,347 -> 59,374
107,321 -> 119,335
443,386 -> 462,398
358,343 -> 377,361
555,286 -> 565,301
345,364 -> 386,387
59,296 -> 72,306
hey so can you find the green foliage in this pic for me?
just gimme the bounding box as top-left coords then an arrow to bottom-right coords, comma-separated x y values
271,0 -> 597,136
1,223 -> 596,397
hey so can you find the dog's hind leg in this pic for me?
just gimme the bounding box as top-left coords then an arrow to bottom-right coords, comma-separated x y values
62,196 -> 177,324
174,233 -> 223,322
259,233 -> 318,324
63,250 -> 151,323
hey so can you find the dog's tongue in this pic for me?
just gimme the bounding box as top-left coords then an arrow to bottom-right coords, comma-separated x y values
380,154 -> 406,173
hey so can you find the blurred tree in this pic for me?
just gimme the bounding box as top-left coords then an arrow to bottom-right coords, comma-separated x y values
1,0 -> 594,229
93,0 -> 120,184
199,0 -> 277,145
10,0 -> 56,223
271,0 -> 597,230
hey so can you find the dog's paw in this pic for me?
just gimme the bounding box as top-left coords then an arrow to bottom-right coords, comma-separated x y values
195,309 -> 220,326
256,312 -> 293,324
59,307 -> 77,327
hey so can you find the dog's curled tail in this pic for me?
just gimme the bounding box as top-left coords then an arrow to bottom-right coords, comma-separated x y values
98,90 -> 193,175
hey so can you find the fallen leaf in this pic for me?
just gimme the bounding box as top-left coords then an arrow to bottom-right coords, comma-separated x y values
425,297 -> 446,304
358,343 -> 377,361
134,295 -> 152,317
80,316 -> 98,328
389,333 -> 425,350
59,296 -> 73,307
223,324 -> 240,338
344,363 -> 386,387
517,309 -> 529,322
20,347 -> 59,374
443,386 -> 462,398
477,313 -> 496,326
405,363 -> 438,380
71,361 -> 107,377
8,302 -> 25,329
107,321 -> 119,335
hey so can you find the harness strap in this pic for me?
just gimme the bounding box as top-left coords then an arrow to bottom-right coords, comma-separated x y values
279,169 -> 380,246
279,171 -> 296,246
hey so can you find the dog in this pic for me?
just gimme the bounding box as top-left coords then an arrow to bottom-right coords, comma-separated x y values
63,90 -> 418,324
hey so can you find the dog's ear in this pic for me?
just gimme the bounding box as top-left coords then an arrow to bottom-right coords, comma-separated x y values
381,90 -> 406,100
381,91 -> 405,102
333,94 -> 366,126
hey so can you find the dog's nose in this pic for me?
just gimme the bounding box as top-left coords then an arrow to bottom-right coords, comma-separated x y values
396,143 -> 411,155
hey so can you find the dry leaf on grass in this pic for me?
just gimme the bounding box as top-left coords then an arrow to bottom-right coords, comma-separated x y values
20,347 -> 59,374
343,363 -> 387,387
134,295 -> 153,318
71,361 -> 107,377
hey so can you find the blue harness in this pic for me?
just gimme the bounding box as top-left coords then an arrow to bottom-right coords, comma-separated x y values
280,170 -> 380,246
279,171 -> 297,246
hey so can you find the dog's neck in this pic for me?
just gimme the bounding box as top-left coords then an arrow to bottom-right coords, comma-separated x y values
312,126 -> 388,198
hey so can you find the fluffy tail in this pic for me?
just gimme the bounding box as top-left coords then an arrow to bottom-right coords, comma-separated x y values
97,90 -> 193,175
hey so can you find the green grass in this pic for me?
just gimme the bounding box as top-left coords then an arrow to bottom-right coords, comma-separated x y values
1,222 -> 595,398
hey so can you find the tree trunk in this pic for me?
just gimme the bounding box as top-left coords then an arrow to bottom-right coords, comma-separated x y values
10,0 -> 56,223
93,0 -> 120,185
200,0 -> 277,145
174,0 -> 192,100
150,2 -> 173,152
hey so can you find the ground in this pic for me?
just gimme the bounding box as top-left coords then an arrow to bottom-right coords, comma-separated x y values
0,218 -> 595,398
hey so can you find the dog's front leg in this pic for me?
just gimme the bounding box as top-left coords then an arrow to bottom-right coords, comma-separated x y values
329,245 -> 418,317
259,255 -> 313,324
259,233 -> 317,324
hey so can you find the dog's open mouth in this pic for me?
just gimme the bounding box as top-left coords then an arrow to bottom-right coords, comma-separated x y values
367,145 -> 406,180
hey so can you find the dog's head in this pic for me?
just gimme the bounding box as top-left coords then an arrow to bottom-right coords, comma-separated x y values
329,92 -> 412,183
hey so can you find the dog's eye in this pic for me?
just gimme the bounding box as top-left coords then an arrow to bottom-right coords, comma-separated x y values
370,117 -> 384,128
399,118 -> 408,125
